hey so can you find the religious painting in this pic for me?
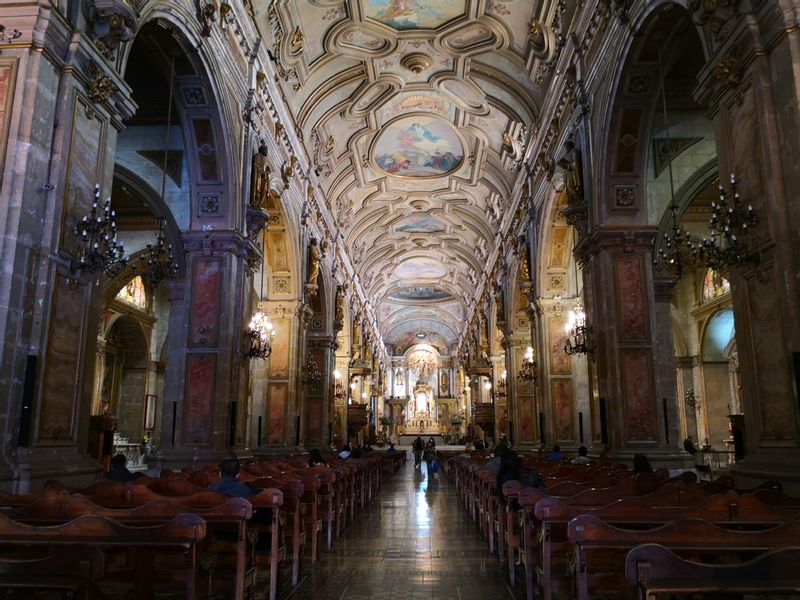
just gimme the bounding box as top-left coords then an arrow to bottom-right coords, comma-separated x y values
191,118 -> 219,182
0,61 -> 17,187
547,226 -> 569,269
552,379 -> 574,441
268,319 -> 290,378
615,254 -> 649,340
395,214 -> 446,233
394,257 -> 447,280
374,116 -> 463,177
183,355 -> 216,445
440,370 -> 450,397
620,350 -> 656,441
365,0 -> 465,30
548,316 -> 572,375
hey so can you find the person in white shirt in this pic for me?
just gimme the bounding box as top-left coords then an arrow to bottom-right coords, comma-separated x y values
338,444 -> 352,459
571,445 -> 591,465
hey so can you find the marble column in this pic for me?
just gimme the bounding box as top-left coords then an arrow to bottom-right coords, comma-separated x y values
578,228 -> 686,465
693,7 -> 800,484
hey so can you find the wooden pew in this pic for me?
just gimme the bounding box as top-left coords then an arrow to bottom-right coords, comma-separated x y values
570,515 -> 800,600
625,544 -> 800,599
0,512 -> 206,599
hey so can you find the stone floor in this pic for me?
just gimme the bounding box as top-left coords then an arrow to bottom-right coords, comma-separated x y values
285,454 -> 521,600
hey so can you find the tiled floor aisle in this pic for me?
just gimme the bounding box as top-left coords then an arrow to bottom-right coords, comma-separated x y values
287,455 -> 520,599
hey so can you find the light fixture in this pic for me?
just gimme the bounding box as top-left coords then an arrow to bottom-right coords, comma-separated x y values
138,218 -> 178,288
334,369 -> 342,380
692,174 -> 758,270
517,345 -> 537,382
246,310 -> 274,359
73,184 -> 127,278
139,55 -> 179,289
483,380 -> 492,391
652,46 -> 696,278
246,233 -> 274,360
564,300 -> 595,355
496,370 -> 507,401
303,350 -> 321,384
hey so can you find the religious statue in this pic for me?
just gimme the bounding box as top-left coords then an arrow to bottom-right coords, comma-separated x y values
440,370 -> 450,397
557,141 -> 583,207
306,237 -> 321,289
333,284 -> 345,332
250,144 -> 271,210
494,283 -> 505,324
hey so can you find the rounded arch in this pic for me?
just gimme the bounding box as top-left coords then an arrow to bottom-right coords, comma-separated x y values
700,307 -> 736,363
117,17 -> 238,230
595,1 -> 711,226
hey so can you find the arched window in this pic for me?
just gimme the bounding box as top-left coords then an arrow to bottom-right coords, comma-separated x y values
702,269 -> 730,301
116,276 -> 147,309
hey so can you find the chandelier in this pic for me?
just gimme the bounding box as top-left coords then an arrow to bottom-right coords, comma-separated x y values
517,346 -> 537,382
246,310 -> 274,359
73,184 -> 127,278
303,350 -> 322,384
247,247 -> 274,360
496,370 -> 508,400
564,301 -> 595,355
691,174 -> 757,270
652,47 -> 695,278
138,218 -> 178,288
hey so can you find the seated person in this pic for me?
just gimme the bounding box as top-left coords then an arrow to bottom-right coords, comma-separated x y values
547,444 -> 563,461
105,453 -> 143,482
474,439 -> 485,451
386,442 -> 398,454
208,458 -> 260,497
633,453 -> 654,473
351,447 -> 363,459
483,444 -> 508,474
308,448 -> 327,467
571,445 -> 591,464
496,449 -> 522,500
683,435 -> 698,454
338,444 -> 352,459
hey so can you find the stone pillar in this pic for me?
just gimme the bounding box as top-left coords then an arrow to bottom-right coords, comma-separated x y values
578,228 -> 686,465
153,232 -> 253,466
693,5 -> 800,484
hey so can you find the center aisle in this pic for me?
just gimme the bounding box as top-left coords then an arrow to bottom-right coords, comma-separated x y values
287,453 -> 520,600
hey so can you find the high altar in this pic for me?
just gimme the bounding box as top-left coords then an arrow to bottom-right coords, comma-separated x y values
404,383 -> 440,434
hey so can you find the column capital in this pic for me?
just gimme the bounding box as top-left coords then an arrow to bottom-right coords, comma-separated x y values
575,226 -> 658,262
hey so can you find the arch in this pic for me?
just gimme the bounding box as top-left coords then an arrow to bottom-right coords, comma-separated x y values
113,165 -> 187,275
701,308 -> 735,362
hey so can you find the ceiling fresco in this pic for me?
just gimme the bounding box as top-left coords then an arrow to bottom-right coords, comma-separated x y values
257,0 -> 543,350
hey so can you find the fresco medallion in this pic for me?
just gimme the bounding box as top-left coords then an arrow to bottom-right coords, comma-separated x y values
394,258 -> 447,280
374,115 -> 464,178
365,0 -> 466,30
395,214 -> 446,233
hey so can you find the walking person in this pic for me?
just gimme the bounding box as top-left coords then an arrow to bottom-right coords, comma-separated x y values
413,436 -> 424,468
423,438 -> 437,479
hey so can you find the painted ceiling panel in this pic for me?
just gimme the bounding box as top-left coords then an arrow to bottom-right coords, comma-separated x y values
256,0 -> 540,348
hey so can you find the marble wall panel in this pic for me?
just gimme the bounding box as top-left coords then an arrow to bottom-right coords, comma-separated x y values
621,349 -> 656,441
552,378 -> 574,441
183,354 -> 216,445
59,95 -> 105,249
615,254 -> 649,340
743,267 -> 796,441
37,273 -> 87,443
189,258 -> 221,346
268,383 -> 287,444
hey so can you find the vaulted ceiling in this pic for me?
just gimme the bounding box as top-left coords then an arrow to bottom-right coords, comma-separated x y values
256,0 -> 546,351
